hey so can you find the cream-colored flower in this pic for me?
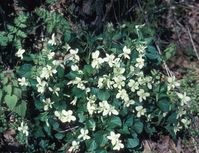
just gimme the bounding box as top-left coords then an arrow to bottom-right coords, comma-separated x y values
135,106 -> 146,117
91,50 -> 104,69
43,98 -> 54,111
49,87 -> 60,96
16,48 -> 25,59
104,53 -> 115,67
70,97 -> 78,105
181,118 -> 191,128
113,140 -> 124,151
128,79 -> 139,92
113,67 -> 125,76
69,49 -> 80,62
116,89 -> 129,101
18,77 -> 28,86
107,131 -> 124,151
47,52 -> 55,60
136,44 -> 147,53
78,129 -> 90,140
68,141 -> 80,152
71,65 -> 79,71
113,75 -> 125,89
36,77 -> 47,93
97,75 -> 113,89
54,110 -> 76,123
119,46 -> 131,59
52,60 -> 64,68
137,89 -> 150,102
40,65 -> 57,79
48,33 -> 56,45
98,101 -> 118,116
87,102 -> 97,115
18,121 -> 28,136
135,56 -> 145,69
177,92 -> 191,106
67,77 -> 86,90
107,131 -> 121,145
124,99 -> 135,107
167,76 -> 180,91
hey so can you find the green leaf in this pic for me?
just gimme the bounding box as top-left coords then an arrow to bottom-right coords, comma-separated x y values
157,98 -> 170,112
164,43 -> 176,60
146,45 -> 161,61
86,139 -> 97,151
86,119 -> 96,130
167,112 -> 177,124
2,77 -> 8,85
119,125 -> 130,134
13,100 -> 27,117
72,87 -> 85,98
97,90 -> 110,101
126,116 -> 134,127
57,66 -> 64,78
78,112 -> 86,123
83,65 -> 95,75
96,150 -> 108,153
127,138 -> 139,148
13,87 -> 22,98
107,116 -> 122,128
55,133 -> 64,140
4,85 -> 12,95
94,131 -> 108,147
17,64 -> 32,77
5,95 -> 18,110
133,121 -> 143,134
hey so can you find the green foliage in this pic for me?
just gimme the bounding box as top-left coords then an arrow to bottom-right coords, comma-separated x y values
1,22 -> 189,152
0,71 -> 27,118
35,8 -> 71,40
0,2 -> 193,152
0,12 -> 29,48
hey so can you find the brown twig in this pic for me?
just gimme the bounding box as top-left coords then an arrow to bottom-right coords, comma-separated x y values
155,42 -> 173,77
187,26 -> 199,60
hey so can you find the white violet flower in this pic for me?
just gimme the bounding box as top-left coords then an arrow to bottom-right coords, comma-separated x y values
167,76 -> 180,91
137,89 -> 150,102
36,77 -> 47,93
91,50 -> 104,69
15,48 -> 25,59
107,131 -> 124,151
43,98 -> 54,111
49,87 -> 60,96
135,106 -> 146,117
67,77 -> 86,90
78,129 -> 90,140
135,56 -> 145,69
69,49 -> 80,63
18,77 -> 28,86
104,53 -> 115,67
54,110 -> 76,123
18,121 -> 29,136
40,65 -> 57,79
98,101 -> 118,116
68,141 -> 80,152
119,46 -> 131,59
48,33 -> 56,45
47,52 -> 55,60
177,92 -> 191,106
128,79 -> 139,92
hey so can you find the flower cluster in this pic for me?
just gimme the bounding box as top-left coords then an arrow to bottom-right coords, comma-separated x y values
16,30 -> 191,152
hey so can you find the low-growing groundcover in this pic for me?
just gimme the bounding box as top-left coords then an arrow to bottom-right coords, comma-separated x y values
0,23 -> 192,152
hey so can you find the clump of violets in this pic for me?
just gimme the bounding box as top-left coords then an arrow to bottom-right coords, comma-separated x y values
16,26 -> 191,152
